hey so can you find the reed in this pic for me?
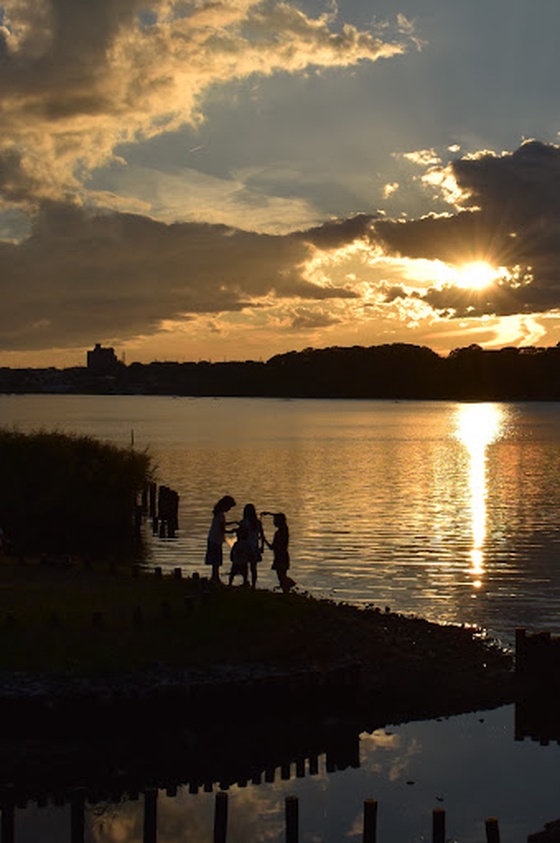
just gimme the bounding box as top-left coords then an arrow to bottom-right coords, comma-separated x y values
0,428 -> 151,560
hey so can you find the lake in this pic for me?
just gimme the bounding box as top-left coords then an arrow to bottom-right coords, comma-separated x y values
3,394 -> 560,646
2,394 -> 560,841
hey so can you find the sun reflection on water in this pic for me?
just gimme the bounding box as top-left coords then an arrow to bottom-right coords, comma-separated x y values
456,404 -> 504,587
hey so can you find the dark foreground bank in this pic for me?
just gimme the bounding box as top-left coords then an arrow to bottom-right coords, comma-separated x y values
0,556 -> 514,722
0,558 -> 516,801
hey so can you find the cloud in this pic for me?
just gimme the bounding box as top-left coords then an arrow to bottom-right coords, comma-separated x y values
372,140 -> 560,317
286,306 -> 342,330
0,202 -> 359,351
0,0 -> 412,208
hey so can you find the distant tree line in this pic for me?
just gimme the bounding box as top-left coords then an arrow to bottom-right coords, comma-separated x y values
2,342 -> 560,400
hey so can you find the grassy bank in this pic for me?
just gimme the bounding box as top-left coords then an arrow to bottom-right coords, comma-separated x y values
0,555 -> 513,720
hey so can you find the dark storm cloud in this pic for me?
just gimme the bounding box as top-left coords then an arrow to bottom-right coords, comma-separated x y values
300,213 -> 376,248
373,140 -> 560,317
0,203 -> 357,351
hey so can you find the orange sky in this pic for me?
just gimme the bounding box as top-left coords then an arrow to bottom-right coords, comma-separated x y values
2,1 -> 560,367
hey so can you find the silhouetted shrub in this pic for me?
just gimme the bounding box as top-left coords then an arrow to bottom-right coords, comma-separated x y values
0,429 -> 152,559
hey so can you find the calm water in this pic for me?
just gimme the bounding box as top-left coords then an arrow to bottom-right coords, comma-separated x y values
3,394 -> 560,646
3,394 -> 560,842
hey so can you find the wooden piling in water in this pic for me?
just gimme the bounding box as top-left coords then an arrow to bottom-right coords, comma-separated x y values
362,798 -> 377,843
143,788 -> 157,843
485,817 -> 500,843
1,786 -> 15,843
285,795 -> 299,843
70,788 -> 85,843
148,483 -> 157,517
432,808 -> 445,843
214,791 -> 228,843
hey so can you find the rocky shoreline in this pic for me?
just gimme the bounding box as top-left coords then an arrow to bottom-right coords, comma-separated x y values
0,601 -> 515,729
0,588 -> 517,804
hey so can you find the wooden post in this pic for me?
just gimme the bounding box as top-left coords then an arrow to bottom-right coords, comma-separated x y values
363,799 -> 377,843
1,786 -> 15,843
485,817 -> 500,843
174,567 -> 182,579
432,808 -> 445,843
143,788 -> 157,843
214,791 -> 228,843
149,483 -> 157,517
70,788 -> 85,843
515,627 -> 527,675
285,795 -> 299,843
154,566 -> 163,579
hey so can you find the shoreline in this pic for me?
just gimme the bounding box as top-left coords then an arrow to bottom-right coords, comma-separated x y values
0,559 -> 517,801
0,573 -> 515,725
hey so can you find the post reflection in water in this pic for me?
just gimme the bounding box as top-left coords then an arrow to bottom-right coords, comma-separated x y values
455,404 -> 504,588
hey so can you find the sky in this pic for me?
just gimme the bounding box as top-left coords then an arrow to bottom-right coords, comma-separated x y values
2,0 -> 560,367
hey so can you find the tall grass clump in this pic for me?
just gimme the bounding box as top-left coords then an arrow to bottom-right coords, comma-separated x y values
0,428 -> 152,560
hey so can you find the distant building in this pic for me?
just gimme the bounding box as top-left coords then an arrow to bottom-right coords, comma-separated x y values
87,343 -> 119,375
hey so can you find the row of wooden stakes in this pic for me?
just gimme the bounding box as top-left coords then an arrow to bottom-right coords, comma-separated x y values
0,789 -> 504,843
228,794 -> 502,843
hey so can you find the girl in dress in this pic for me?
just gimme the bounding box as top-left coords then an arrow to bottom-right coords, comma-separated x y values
205,495 -> 236,583
262,511 -> 295,593
239,503 -> 264,588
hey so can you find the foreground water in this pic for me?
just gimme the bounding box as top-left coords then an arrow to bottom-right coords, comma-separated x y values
8,705 -> 560,843
3,394 -> 560,646
2,394 -> 560,841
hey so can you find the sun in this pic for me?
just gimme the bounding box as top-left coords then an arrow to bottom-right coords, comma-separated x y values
454,261 -> 498,290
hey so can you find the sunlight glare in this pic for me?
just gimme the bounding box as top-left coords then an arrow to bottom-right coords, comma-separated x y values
455,261 -> 498,290
456,404 -> 504,586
